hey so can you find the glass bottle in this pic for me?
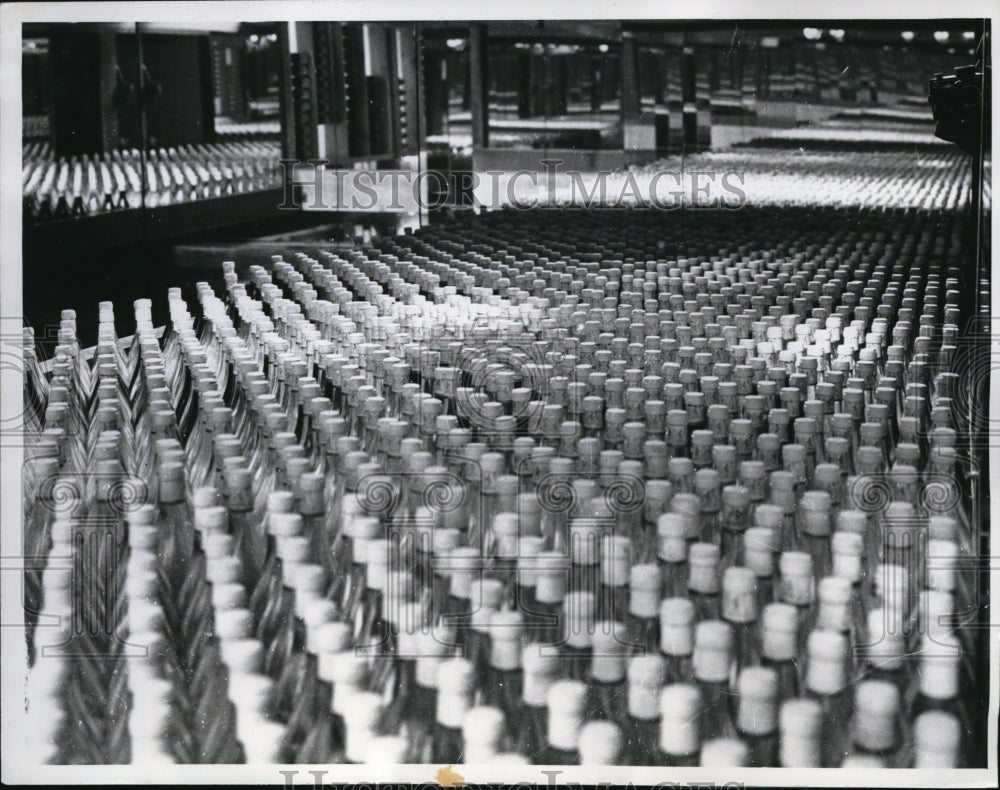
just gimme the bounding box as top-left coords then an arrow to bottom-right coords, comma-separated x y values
804,629 -> 853,767
587,621 -> 629,724
735,666 -> 778,766
516,643 -> 561,763
656,513 -> 689,598
625,654 -> 665,765
625,564 -> 660,653
721,566 -> 759,672
687,543 -> 722,622
692,620 -> 736,742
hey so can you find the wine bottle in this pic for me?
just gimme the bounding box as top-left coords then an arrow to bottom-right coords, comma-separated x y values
804,629 -> 852,767
721,566 -> 759,672
692,620 -> 736,742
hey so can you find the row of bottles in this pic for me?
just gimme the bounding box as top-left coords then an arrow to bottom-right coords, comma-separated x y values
21,199 -> 981,766
22,140 -> 282,220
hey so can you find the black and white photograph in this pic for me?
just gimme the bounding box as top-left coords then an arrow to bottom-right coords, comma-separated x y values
0,1 -> 996,785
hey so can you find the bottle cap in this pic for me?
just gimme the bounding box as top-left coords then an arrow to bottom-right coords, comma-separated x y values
221,639 -> 263,674
436,657 -> 476,727
927,539 -> 958,592
268,511 -> 303,538
657,513 -> 688,562
836,510 -> 868,535
489,610 -> 525,671
343,691 -> 383,763
806,630 -> 848,694
852,680 -> 900,752
779,698 -> 822,767
563,590 -> 595,648
523,643 -> 561,706
753,503 -> 784,530
546,680 -> 588,750
761,602 -> 799,661
721,566 -> 758,623
742,526 -> 777,578
779,551 -> 815,606
364,735 -> 408,764
600,535 -> 632,587
693,620 -> 733,683
659,684 -> 701,756
629,563 -> 660,618
534,551 -> 569,604
700,738 -> 749,767
215,606 -> 256,641
862,606 -> 905,669
659,597 -> 695,656
688,543 -> 721,594
914,711 -> 961,768
579,721 -> 623,765
211,582 -> 247,611
461,705 -> 506,760
328,651 -> 369,709
737,666 -> 778,735
627,654 -> 665,720
831,531 -> 864,583
591,621 -> 628,683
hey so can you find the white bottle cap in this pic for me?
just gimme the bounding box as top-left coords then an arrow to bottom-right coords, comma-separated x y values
523,644 -> 561,706
914,710 -> 961,767
228,670 -> 272,717
579,720 -> 623,765
841,754 -> 885,767
294,564 -> 328,597
277,535 -> 310,565
688,543 -> 721,594
220,639 -> 263,673
516,536 -> 546,586
852,680 -> 899,752
693,620 -> 733,683
447,547 -> 481,599
203,532 -> 235,560
700,738 -> 749,767
816,575 -> 852,633
312,621 -> 352,669
490,753 -> 531,764
436,658 -> 476,727
742,526 -> 777,578
657,513 -> 688,562
659,597 -> 696,657
627,655 -> 665,720
493,512 -> 520,559
414,629 -> 452,688
629,563 -> 660,618
489,610 -> 525,671
721,566 -> 758,623
831,531 -> 864,583
569,519 -> 604,566
206,555 -> 242,585
737,666 -> 778,735
343,691 -> 383,763
921,589 -> 956,642
805,630 -> 847,694
919,634 -> 960,699
863,606 -> 904,670
302,600 -> 337,652
364,735 -> 409,764
215,608 -> 255,641
194,506 -> 228,533
211,582 -> 247,611
753,503 -> 785,531
535,551 -> 569,604
591,621 -> 628,683
470,577 -> 505,612
659,684 -> 701,756
927,539 -> 958,592
127,599 -> 165,636
126,569 -> 159,601
779,698 -> 822,767
874,562 -> 908,609
564,590 -> 596,648
462,705 -> 506,761
395,602 -> 428,656
328,650 -> 369,712
268,511 -> 303,538
600,535 -> 632,587
546,679 -> 588,750
779,551 -> 815,606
